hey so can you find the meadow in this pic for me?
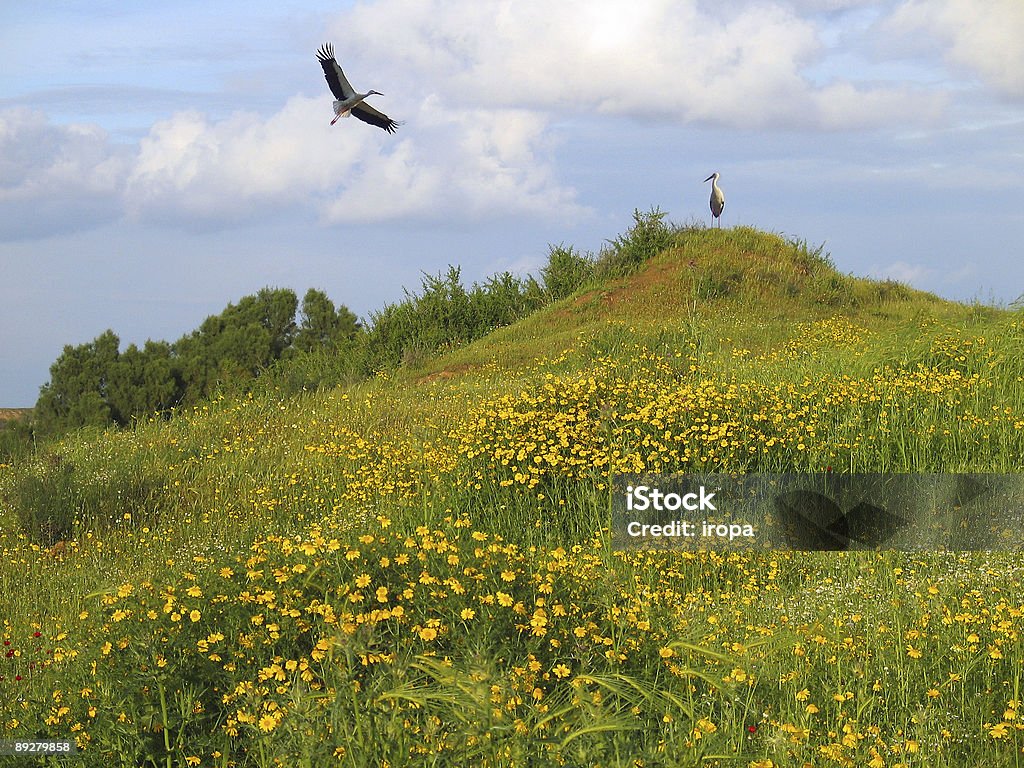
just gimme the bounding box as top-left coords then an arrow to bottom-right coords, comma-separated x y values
2,224 -> 1024,766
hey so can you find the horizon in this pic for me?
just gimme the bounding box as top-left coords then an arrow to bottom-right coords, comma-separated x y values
2,0 -> 1023,406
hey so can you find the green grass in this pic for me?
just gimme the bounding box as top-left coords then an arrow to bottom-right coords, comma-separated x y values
3,224 -> 1024,766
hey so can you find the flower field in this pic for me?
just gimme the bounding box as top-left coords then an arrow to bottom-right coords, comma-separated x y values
3,228 -> 1024,766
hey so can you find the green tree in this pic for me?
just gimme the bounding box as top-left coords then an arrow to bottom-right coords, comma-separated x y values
173,287 -> 298,402
293,289 -> 360,352
34,330 -> 120,431
106,341 -> 181,424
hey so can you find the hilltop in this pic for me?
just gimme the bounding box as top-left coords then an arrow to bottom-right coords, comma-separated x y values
409,223 -> 992,388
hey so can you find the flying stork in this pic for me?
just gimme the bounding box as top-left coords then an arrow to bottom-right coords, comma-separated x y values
704,172 -> 725,228
316,43 -> 401,134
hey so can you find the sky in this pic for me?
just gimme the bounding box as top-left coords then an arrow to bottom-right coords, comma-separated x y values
2,0 -> 1023,406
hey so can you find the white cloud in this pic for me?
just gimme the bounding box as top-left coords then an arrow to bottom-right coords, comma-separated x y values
322,99 -> 586,223
887,0 -> 1024,97
870,260 -> 929,284
125,94 -> 584,226
0,107 -> 130,239
336,0 -> 943,130
124,96 -> 362,222
1,95 -> 585,238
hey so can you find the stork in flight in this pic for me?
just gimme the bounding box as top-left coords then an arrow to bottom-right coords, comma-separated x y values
316,43 -> 401,134
704,172 -> 725,228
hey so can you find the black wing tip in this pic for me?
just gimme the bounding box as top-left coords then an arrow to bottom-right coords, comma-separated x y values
383,120 -> 404,134
315,42 -> 334,62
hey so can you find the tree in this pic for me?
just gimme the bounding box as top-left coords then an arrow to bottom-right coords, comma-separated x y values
106,341 -> 180,424
293,289 -> 360,353
34,330 -> 120,431
173,288 -> 298,402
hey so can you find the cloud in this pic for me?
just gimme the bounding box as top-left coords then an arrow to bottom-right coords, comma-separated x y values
870,260 -> 929,284
322,98 -> 584,223
124,96 -> 361,224
887,0 -> 1024,97
337,0 -> 942,130
0,108 -> 130,240
125,94 -> 584,226
1,95 -> 583,237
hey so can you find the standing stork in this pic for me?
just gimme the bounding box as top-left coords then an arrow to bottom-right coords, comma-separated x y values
316,43 -> 401,134
704,172 -> 725,228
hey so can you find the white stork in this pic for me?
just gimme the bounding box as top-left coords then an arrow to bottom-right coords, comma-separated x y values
316,43 -> 400,134
704,172 -> 725,228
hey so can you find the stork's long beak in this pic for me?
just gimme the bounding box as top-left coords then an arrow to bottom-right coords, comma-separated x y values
704,174 -> 715,182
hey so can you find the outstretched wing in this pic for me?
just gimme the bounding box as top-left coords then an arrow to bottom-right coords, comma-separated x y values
352,102 -> 402,134
315,43 -> 354,100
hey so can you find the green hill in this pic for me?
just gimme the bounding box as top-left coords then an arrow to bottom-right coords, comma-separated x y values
3,224 -> 1024,767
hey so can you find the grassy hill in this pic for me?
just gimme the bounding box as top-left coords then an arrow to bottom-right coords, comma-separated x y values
2,224 -> 1024,767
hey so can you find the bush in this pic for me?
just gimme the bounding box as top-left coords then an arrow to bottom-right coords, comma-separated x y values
540,244 -> 595,300
8,453 -> 167,545
597,208 -> 676,277
9,454 -> 78,545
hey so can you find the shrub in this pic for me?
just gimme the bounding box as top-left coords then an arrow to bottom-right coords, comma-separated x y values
597,208 -> 676,277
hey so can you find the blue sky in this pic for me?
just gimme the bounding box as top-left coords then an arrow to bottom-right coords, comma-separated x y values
2,0 -> 1023,406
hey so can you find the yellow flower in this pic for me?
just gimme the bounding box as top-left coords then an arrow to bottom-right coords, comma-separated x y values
419,627 -> 438,641
355,574 -> 372,588
659,647 -> 675,659
460,608 -> 476,620
189,610 -> 201,623
186,586 -> 203,598
552,663 -> 571,679
258,714 -> 279,732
